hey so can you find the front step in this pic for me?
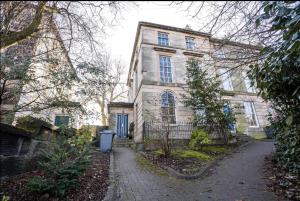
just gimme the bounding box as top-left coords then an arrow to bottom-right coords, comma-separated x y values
113,138 -> 134,148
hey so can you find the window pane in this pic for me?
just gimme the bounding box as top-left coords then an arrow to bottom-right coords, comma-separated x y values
215,48 -> 226,58
242,71 -> 256,93
186,37 -> 195,50
158,32 -> 169,46
161,92 -> 176,123
160,56 -> 172,83
55,116 -> 69,127
243,102 -> 259,127
220,68 -> 233,91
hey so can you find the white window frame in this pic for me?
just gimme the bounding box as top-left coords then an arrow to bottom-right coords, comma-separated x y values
159,55 -> 173,83
158,32 -> 169,46
242,71 -> 256,93
186,37 -> 196,50
243,101 -> 259,127
215,47 -> 226,58
161,91 -> 176,124
220,68 -> 233,91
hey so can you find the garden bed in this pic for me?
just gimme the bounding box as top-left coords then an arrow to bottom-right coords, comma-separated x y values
264,154 -> 300,201
142,145 -> 234,176
0,150 -> 110,201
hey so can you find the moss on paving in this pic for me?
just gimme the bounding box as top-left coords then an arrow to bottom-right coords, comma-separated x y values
201,146 -> 230,154
252,133 -> 267,140
136,154 -> 168,176
173,150 -> 212,161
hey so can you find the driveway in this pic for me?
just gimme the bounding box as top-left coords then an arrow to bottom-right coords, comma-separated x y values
113,141 -> 283,201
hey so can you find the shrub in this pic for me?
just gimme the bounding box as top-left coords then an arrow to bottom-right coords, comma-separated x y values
68,127 -> 93,151
57,125 -> 77,138
189,128 -> 211,150
16,115 -> 52,134
26,136 -> 90,197
270,112 -> 300,174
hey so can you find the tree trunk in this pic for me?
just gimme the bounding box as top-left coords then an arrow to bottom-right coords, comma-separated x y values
100,95 -> 107,126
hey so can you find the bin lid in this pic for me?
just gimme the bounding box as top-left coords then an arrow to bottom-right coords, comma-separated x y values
99,130 -> 115,134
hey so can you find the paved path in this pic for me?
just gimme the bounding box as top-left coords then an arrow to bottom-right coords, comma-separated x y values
113,141 -> 282,201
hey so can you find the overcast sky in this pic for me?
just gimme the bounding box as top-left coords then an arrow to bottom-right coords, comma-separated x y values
104,1 -> 203,71
84,2 -> 206,125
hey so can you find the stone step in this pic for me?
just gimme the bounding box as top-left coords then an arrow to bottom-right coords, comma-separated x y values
113,138 -> 134,148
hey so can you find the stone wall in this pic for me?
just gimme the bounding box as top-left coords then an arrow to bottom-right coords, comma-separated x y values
0,123 -> 51,180
109,107 -> 134,131
0,139 -> 50,180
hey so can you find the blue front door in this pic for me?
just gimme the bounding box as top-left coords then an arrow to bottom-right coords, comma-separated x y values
117,114 -> 128,138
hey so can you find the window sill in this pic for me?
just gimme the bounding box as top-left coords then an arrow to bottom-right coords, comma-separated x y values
153,46 -> 176,53
221,90 -> 235,96
183,51 -> 204,57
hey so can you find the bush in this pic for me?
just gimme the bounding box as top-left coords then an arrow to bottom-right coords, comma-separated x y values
16,116 -> 52,134
270,112 -> 300,175
189,128 -> 211,150
69,127 -> 93,151
57,125 -> 77,138
26,136 -> 90,197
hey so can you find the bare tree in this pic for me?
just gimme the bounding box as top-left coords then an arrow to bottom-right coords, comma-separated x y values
0,1 -> 132,123
0,1 -> 127,51
76,54 -> 127,126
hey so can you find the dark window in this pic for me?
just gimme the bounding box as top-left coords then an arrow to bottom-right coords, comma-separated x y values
54,115 -> 69,127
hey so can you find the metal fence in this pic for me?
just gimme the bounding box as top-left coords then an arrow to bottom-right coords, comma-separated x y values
143,121 -> 194,139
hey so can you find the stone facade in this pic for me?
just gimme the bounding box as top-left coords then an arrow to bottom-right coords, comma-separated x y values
109,21 -> 270,143
108,104 -> 134,134
1,11 -> 84,128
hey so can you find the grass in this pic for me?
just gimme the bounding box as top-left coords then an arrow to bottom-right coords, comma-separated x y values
152,145 -> 231,161
200,146 -> 230,153
174,150 -> 212,161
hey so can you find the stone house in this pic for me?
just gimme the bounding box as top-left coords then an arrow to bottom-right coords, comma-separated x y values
0,8 -> 84,129
108,21 -> 270,143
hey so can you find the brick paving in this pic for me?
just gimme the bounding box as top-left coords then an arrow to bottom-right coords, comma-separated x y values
113,141 -> 284,201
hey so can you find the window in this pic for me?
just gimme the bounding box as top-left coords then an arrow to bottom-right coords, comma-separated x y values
186,37 -> 195,50
135,70 -> 138,94
161,92 -> 176,123
237,51 -> 247,59
214,48 -> 226,58
54,115 -> 70,127
220,68 -> 233,91
160,56 -> 172,83
242,71 -> 256,93
195,108 -> 206,124
243,101 -> 259,127
158,32 -> 169,46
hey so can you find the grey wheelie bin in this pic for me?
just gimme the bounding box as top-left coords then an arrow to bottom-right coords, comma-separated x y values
99,130 -> 115,153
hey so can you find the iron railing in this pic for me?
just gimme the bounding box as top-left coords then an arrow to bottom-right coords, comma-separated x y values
143,121 -> 194,139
